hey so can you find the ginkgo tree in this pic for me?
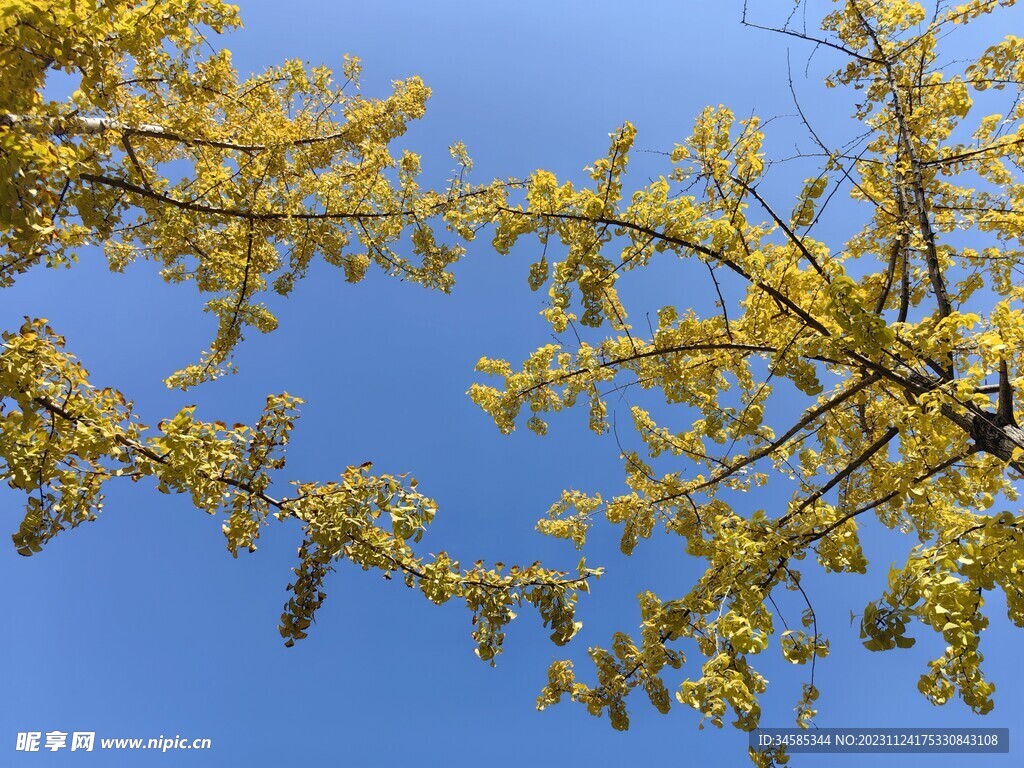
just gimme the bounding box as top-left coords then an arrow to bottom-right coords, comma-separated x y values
3,0 -> 1024,764
0,0 -> 591,666
457,0 -> 1024,757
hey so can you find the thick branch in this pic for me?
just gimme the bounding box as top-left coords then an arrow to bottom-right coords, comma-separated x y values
514,340 -> 777,400
79,173 -> 410,222
777,426 -> 899,526
497,206 -> 834,338
1,113 -> 357,153
654,373 -> 882,502
849,1 -> 952,319
801,449 -> 974,544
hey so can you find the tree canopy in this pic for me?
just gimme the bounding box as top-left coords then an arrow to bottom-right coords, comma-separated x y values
1,0 -> 590,665
3,0 -> 1024,763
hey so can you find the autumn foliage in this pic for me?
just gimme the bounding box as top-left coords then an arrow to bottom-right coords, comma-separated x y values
3,1 -> 1024,763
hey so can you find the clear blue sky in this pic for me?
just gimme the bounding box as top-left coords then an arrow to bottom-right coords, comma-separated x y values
2,1 -> 1022,766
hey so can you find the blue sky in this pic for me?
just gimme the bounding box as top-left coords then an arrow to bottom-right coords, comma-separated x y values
2,1 -> 1023,766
